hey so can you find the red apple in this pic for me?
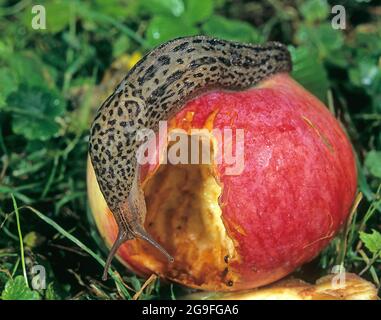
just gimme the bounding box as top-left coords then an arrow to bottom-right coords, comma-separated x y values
87,73 -> 357,291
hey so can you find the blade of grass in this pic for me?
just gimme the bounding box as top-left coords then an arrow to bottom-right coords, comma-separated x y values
40,155 -> 60,199
358,184 -> 381,234
0,155 -> 8,182
0,0 -> 31,16
76,5 -> 149,49
0,253 -> 18,258
337,192 -> 363,266
11,194 -> 28,287
1,225 -> 19,241
359,250 -> 381,276
0,124 -> 8,156
54,191 -> 86,216
170,283 -> 176,300
11,257 -> 20,277
369,266 -> 380,288
1,186 -> 33,204
355,155 -> 374,201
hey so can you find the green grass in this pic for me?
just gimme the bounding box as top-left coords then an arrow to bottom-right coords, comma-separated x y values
11,194 -> 28,287
0,0 -> 380,299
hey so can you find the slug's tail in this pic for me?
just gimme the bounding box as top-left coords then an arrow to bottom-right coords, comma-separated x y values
102,226 -> 174,281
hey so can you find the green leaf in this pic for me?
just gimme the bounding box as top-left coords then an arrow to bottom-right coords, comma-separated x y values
296,23 -> 344,59
289,46 -> 329,102
6,52 -> 56,88
0,39 -> 13,59
182,0 -> 214,24
93,0 -> 140,20
146,16 -> 198,47
127,275 -> 142,291
202,15 -> 262,43
348,51 -> 381,112
360,230 -> 381,255
6,85 -> 66,141
349,60 -> 381,88
44,0 -> 72,33
45,282 -> 64,300
300,0 -> 329,23
353,29 -> 381,58
1,276 -> 40,300
365,151 -> 381,178
0,67 -> 18,108
141,0 -> 185,17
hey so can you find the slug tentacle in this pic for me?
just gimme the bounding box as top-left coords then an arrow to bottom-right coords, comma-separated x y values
102,228 -> 133,281
89,35 -> 292,280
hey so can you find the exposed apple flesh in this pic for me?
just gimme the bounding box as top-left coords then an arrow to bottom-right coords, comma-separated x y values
87,73 -> 357,291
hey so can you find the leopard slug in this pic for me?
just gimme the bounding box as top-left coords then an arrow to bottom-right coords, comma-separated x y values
88,35 -> 292,280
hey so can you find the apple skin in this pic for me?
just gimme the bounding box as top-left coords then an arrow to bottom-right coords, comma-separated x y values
87,73 -> 357,291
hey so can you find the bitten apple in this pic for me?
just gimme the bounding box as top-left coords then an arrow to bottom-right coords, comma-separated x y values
87,73 -> 357,292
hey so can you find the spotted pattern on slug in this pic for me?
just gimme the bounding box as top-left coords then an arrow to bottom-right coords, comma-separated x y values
88,36 -> 292,279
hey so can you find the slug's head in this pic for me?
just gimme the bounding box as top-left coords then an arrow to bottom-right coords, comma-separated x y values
101,177 -> 174,281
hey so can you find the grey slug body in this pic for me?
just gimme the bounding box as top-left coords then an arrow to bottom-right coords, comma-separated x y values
89,36 -> 292,280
